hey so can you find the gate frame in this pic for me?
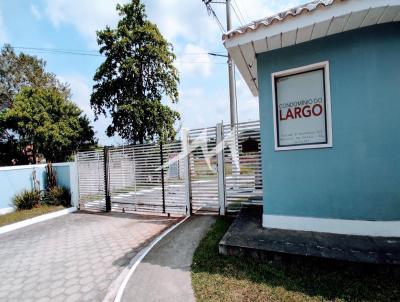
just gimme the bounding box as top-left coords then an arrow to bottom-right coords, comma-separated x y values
216,123 -> 226,216
182,128 -> 192,216
103,146 -> 111,212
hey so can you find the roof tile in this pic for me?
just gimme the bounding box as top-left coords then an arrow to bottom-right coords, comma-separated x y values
222,0 -> 346,40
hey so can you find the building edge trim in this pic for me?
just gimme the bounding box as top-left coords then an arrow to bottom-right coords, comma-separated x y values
263,214 -> 400,237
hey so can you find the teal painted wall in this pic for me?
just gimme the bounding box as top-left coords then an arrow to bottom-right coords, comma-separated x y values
258,23 -> 400,221
0,166 -> 47,209
55,165 -> 71,189
0,164 -> 72,210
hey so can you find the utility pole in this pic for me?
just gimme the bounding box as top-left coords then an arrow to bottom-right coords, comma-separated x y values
225,0 -> 238,126
224,0 -> 240,182
204,0 -> 241,183
203,0 -> 238,125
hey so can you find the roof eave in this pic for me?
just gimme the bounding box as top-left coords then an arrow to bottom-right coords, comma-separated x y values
224,0 -> 400,97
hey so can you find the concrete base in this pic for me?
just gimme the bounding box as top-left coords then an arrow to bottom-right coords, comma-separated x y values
219,205 -> 400,265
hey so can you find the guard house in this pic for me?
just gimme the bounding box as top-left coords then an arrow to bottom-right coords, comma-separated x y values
222,0 -> 400,238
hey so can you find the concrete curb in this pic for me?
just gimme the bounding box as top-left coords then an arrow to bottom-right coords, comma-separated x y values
0,207 -> 77,235
108,215 -> 191,302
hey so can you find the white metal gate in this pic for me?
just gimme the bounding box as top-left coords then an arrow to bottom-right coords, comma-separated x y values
76,120 -> 262,215
188,126 -> 219,212
107,143 -> 187,215
223,121 -> 262,212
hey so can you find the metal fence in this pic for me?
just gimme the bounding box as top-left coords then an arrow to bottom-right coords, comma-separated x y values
76,120 -> 263,215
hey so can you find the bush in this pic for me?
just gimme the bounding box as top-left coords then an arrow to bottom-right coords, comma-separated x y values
42,186 -> 71,207
13,190 -> 41,210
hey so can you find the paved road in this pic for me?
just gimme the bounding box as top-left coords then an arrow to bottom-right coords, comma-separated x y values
0,211 -> 178,302
121,215 -> 216,302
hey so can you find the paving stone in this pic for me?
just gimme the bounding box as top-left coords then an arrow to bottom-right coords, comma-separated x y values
33,288 -> 49,299
65,292 -> 82,302
35,297 -> 51,302
49,286 -> 65,298
80,282 -> 95,294
64,284 -> 80,296
78,276 -> 94,286
0,211 -> 178,301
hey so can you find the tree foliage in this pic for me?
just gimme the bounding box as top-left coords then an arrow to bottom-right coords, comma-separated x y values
0,87 -> 96,163
91,0 -> 180,144
0,44 -> 96,165
0,44 -> 70,109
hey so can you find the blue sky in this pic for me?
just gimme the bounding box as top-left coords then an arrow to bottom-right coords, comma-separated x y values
0,0 -> 308,145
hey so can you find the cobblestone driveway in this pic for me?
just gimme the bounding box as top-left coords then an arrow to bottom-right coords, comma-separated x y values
0,211 -> 178,302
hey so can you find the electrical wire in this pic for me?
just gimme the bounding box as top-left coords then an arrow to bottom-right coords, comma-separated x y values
13,48 -> 103,57
233,0 -> 249,24
13,46 -> 99,53
10,46 -> 227,64
231,1 -> 245,26
204,1 -> 226,33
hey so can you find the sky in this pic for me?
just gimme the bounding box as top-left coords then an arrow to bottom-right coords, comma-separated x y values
0,0 -> 308,145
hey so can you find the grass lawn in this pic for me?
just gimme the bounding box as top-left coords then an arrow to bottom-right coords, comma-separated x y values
0,205 -> 65,227
191,217 -> 400,302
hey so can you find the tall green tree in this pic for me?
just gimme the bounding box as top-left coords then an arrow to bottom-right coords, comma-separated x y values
91,0 -> 180,144
0,44 -> 70,109
0,87 -> 97,163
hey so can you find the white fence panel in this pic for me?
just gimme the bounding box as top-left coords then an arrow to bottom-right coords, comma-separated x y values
76,150 -> 106,211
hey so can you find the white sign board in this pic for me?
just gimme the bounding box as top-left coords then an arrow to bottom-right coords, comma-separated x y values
272,62 -> 332,151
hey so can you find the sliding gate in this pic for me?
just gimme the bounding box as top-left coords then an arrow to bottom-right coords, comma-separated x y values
107,142 -> 187,214
76,121 -> 262,215
188,126 -> 219,212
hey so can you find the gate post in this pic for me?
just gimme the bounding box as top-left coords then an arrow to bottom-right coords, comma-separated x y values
216,123 -> 226,216
182,128 -> 192,216
160,142 -> 166,214
71,153 -> 79,209
103,146 -> 111,212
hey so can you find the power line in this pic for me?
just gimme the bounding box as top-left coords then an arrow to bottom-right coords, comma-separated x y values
202,0 -> 226,33
13,46 -> 103,57
13,46 -> 100,54
231,1 -> 245,26
14,51 -> 226,65
232,0 -> 248,24
12,46 -> 227,59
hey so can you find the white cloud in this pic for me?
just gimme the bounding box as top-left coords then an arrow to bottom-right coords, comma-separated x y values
42,0 -> 223,59
173,86 -> 230,131
144,0 -> 220,47
235,74 -> 259,122
58,74 -> 123,145
44,0 -> 128,45
176,44 -> 213,78
145,0 -> 309,46
42,0 -> 308,46
230,0 -> 310,28
43,0 -> 309,142
0,9 -> 8,44
59,74 -> 92,116
30,4 -> 42,20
